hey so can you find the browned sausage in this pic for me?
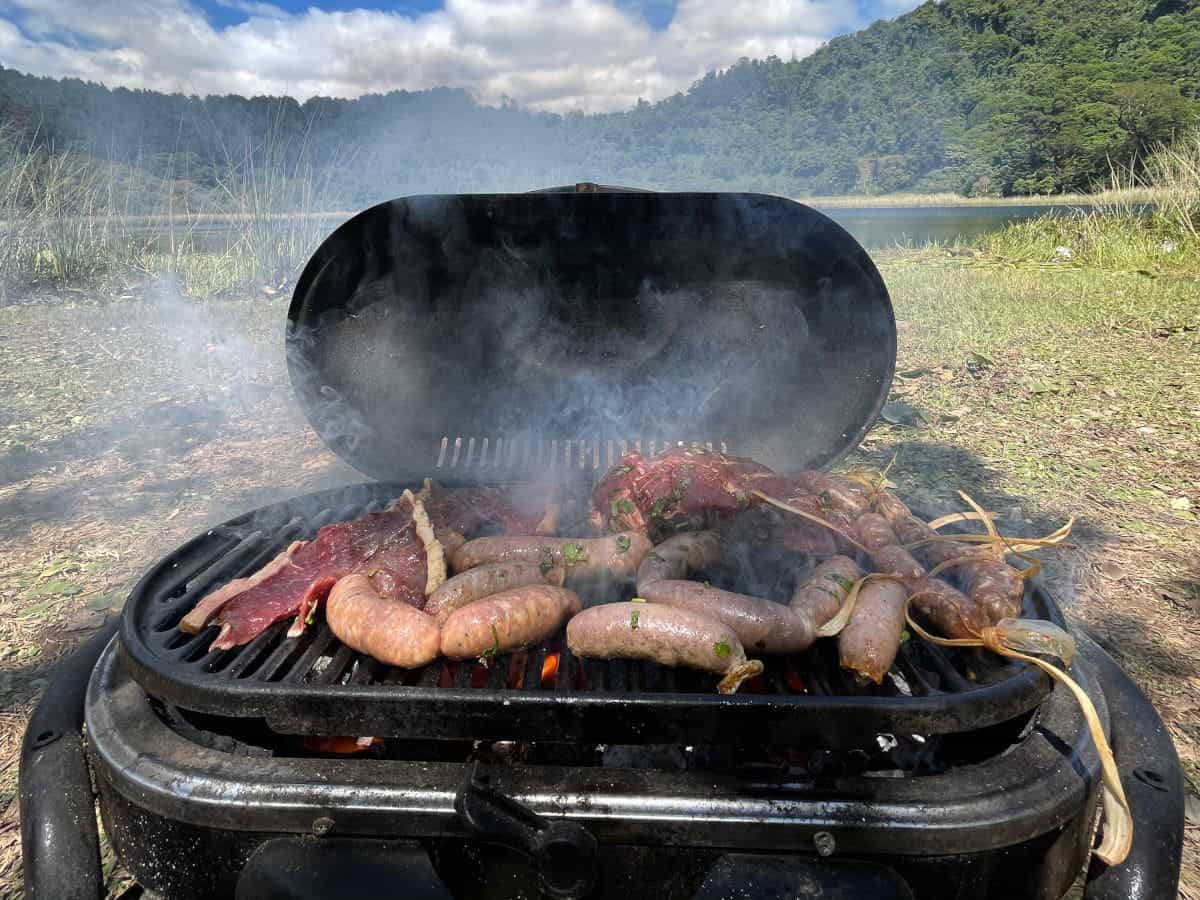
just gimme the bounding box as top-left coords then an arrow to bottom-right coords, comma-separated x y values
870,544 -> 988,638
790,555 -> 865,627
326,574 -> 440,668
855,513 -> 900,552
874,494 -> 1025,624
425,561 -> 565,625
440,585 -> 582,660
839,579 -> 909,684
958,559 -> 1025,622
450,533 -> 652,582
566,602 -> 762,694
638,580 -> 816,654
635,531 -> 722,593
870,543 -> 927,584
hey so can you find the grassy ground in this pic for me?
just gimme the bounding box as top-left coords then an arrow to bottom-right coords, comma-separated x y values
0,233 -> 1197,896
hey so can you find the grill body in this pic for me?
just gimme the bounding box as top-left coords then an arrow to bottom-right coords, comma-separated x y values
87,637 -> 1101,900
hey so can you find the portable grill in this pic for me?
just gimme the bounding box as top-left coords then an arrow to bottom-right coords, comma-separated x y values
20,187 -> 1185,900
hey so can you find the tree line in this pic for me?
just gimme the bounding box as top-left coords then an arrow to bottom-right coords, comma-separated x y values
1,0 -> 1196,207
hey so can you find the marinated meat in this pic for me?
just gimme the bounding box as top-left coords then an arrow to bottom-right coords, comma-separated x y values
424,481 -> 559,540
590,447 -> 777,534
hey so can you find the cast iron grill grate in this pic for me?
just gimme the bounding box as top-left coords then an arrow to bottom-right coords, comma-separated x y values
119,482 -> 1060,747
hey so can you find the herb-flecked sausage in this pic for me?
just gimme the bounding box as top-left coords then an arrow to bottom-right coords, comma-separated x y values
638,580 -> 817,654
450,533 -> 651,582
566,601 -> 762,694
440,584 -> 582,660
424,561 -> 565,625
635,531 -> 722,592
789,555 -> 865,627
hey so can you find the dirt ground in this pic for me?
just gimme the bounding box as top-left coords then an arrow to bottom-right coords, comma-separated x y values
0,259 -> 1197,897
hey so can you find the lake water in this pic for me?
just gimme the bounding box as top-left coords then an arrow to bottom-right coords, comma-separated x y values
815,204 -> 1096,249
144,203 -> 1106,254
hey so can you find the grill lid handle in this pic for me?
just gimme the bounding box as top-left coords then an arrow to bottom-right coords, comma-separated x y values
455,762 -> 598,900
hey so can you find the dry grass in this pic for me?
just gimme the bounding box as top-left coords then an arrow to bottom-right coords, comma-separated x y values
0,244 -> 1197,896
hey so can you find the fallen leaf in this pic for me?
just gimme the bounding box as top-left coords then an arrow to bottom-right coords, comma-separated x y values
63,608 -> 107,633
966,351 -> 994,371
1186,791 -> 1200,827
879,401 -> 927,428
1169,497 -> 1191,511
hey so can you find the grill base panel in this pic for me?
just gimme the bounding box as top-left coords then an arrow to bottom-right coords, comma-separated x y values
90,640 -> 1097,900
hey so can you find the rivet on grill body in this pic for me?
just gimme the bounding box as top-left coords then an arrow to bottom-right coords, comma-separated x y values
312,816 -> 335,836
813,831 -> 836,857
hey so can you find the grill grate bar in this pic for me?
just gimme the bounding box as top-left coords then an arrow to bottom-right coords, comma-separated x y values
311,645 -> 357,686
220,623 -> 287,680
433,436 -> 729,471
280,625 -> 340,684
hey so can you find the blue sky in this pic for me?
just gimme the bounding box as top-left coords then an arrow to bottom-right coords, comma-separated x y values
0,1 -> 924,112
198,1 -> 909,32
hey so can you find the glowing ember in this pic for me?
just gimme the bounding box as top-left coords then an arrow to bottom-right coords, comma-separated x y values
541,651 -> 561,687
303,735 -> 381,755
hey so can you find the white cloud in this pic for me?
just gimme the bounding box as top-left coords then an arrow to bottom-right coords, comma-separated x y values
0,0 -> 889,112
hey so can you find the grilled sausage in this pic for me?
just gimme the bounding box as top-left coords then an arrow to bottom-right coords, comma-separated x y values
874,492 -> 1025,624
790,555 -> 865,627
639,580 -> 817,654
440,585 -> 582,660
425,561 -> 565,626
566,602 -> 762,694
959,559 -> 1025,622
450,533 -> 652,582
838,579 -> 909,684
635,531 -> 722,593
326,574 -> 440,668
854,513 -> 900,552
870,544 -> 987,638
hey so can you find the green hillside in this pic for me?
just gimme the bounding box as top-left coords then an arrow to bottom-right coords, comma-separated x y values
1,0 -> 1197,202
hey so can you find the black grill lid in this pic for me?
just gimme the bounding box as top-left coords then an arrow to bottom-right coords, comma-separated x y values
287,191 -> 896,482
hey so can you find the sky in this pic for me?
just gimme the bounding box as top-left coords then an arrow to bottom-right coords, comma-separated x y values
0,0 -> 924,113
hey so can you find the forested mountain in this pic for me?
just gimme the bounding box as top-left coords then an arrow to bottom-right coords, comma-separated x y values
1,0 -> 1197,203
